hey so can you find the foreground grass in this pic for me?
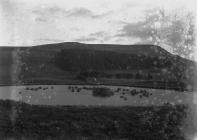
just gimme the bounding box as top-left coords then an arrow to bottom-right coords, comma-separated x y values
0,100 -> 188,140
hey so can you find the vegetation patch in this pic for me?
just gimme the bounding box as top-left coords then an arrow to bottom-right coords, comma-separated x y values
0,100 -> 188,140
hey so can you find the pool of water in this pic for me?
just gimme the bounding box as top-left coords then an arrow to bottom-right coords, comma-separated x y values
0,85 -> 193,106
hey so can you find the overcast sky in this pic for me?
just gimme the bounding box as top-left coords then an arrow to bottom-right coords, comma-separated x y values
0,0 -> 196,51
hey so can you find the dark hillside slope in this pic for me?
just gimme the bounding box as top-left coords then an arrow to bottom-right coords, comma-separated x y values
0,42 -> 196,91
55,48 -> 172,71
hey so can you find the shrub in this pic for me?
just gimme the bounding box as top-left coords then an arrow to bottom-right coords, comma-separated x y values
92,88 -> 114,98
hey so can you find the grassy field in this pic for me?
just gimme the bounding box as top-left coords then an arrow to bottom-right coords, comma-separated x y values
0,100 -> 188,140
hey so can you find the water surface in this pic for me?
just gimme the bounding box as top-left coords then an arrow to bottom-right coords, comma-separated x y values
0,85 -> 193,106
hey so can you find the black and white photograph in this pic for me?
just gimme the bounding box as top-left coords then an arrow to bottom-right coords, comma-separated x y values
0,0 -> 197,139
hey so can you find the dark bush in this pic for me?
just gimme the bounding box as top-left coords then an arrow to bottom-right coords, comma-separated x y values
92,88 -> 114,98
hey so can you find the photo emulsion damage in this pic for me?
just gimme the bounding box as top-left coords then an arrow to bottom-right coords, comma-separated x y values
0,0 -> 197,140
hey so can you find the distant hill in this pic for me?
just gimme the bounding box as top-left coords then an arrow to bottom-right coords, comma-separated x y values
0,42 -> 196,91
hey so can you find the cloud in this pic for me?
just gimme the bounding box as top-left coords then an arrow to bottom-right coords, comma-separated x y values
65,7 -> 112,19
91,11 -> 113,19
34,17 -> 48,22
32,6 -> 67,22
32,6 -> 111,23
90,31 -> 107,37
118,22 -> 153,39
32,6 -> 66,15
0,0 -> 20,14
117,9 -> 162,41
67,8 -> 93,17
38,38 -> 65,43
75,31 -> 112,43
75,36 -> 97,42
91,31 -> 112,41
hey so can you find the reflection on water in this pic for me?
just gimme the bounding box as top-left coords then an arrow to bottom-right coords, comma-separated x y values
0,85 -> 193,106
